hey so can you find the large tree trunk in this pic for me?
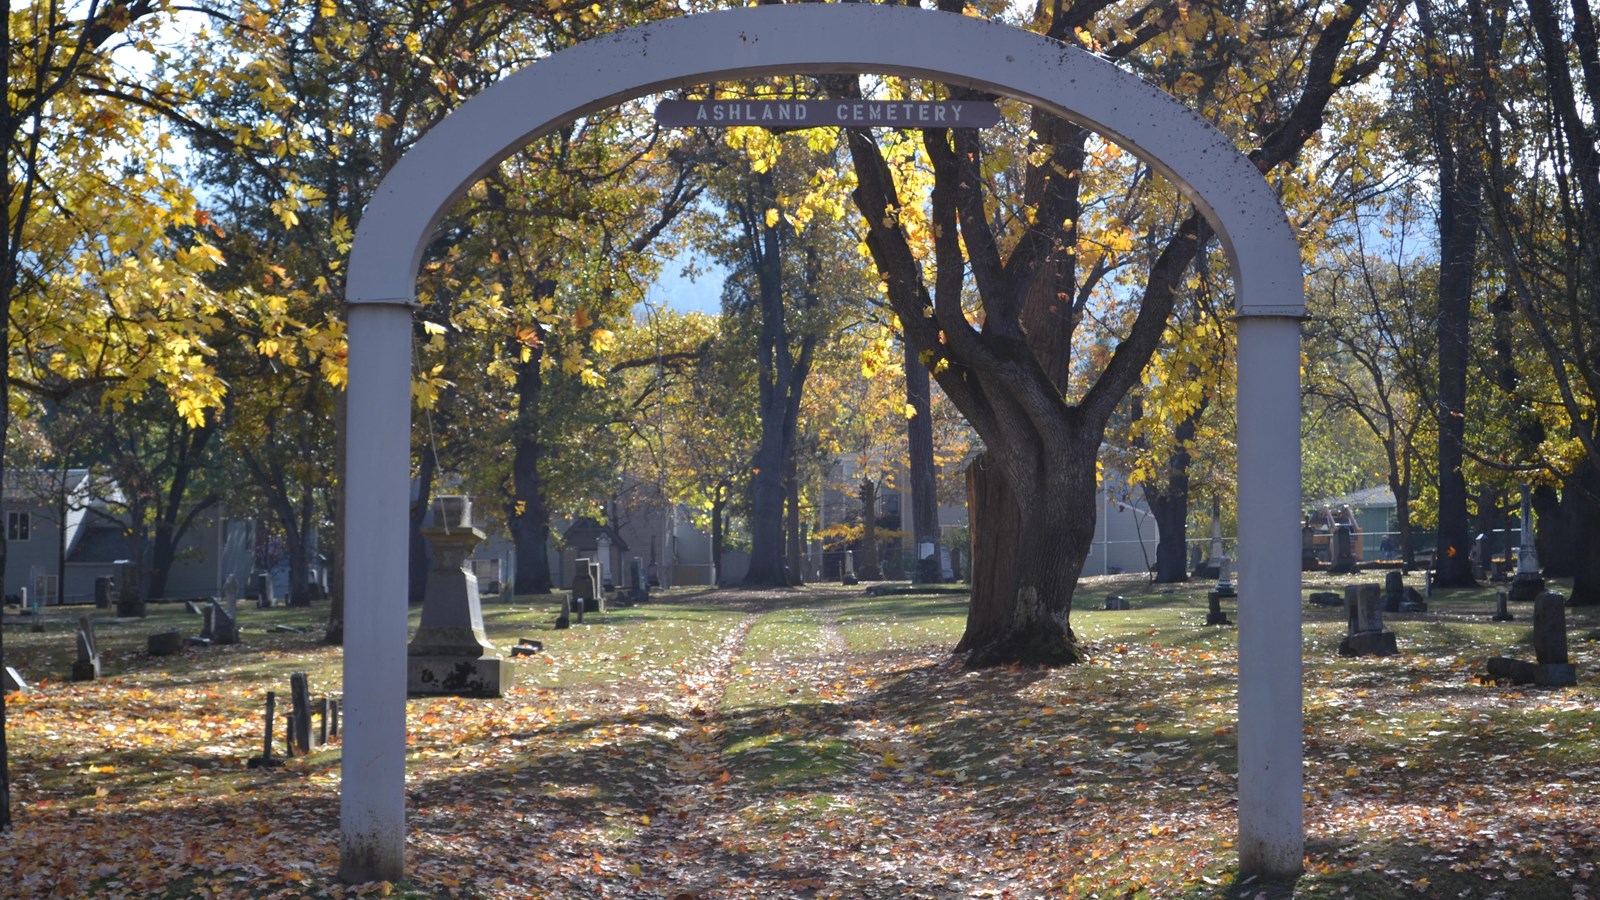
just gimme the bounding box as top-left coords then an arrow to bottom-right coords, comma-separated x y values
1532,483 -> 1571,577
744,432 -> 788,585
1568,467 -> 1600,606
1417,0 -> 1485,587
956,445 -> 1089,667
510,349 -> 554,595
409,450 -> 435,606
741,170 -> 817,586
904,343 -> 943,583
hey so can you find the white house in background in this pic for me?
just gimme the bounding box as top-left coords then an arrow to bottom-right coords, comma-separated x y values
1,468 -> 256,605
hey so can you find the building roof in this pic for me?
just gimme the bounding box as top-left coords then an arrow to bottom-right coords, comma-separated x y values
1313,485 -> 1395,510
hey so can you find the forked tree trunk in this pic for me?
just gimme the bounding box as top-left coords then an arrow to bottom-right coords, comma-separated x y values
956,448 -> 1089,667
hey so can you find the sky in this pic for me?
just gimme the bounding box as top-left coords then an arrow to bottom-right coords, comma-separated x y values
642,250 -> 725,316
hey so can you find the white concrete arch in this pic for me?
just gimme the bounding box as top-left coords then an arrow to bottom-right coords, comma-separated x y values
341,3 -> 1304,883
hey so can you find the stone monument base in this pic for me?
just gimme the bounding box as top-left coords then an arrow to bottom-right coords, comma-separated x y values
1507,574 -> 1545,604
1338,631 -> 1398,657
407,656 -> 516,697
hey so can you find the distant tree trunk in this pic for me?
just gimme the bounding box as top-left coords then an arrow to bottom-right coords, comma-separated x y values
1417,0 -> 1486,587
905,342 -> 943,583
409,451 -> 435,606
510,344 -> 553,595
1532,483 -> 1571,577
785,456 -> 804,585
858,478 -> 881,580
1144,402 -> 1201,583
325,389 -> 346,644
709,480 -> 728,585
146,419 -> 218,599
742,170 -> 817,586
1569,467 -> 1600,606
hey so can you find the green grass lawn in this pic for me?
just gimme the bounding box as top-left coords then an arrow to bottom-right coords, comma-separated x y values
1,574 -> 1597,898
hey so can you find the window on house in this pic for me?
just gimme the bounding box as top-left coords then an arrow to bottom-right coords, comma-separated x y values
7,511 -> 30,542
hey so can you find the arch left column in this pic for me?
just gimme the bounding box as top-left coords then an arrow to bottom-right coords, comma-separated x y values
338,300 -> 415,883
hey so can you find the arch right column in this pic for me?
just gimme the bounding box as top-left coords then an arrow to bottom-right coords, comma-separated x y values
1233,312 -> 1304,875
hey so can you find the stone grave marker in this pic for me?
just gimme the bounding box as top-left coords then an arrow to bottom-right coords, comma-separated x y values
1308,591 -> 1342,607
1493,590 -> 1514,622
72,615 -> 102,681
1532,591 -> 1577,685
185,600 -> 204,615
842,550 -> 859,586
629,556 -> 648,603
1103,595 -> 1130,610
205,598 -> 239,645
254,571 -> 276,609
510,638 -> 544,658
147,629 -> 184,656
1338,583 -> 1397,657
572,558 -> 604,615
94,576 -> 117,610
554,595 -> 571,630
1206,592 -> 1232,626
1382,571 -> 1405,613
407,498 -> 515,697
3,665 -> 27,694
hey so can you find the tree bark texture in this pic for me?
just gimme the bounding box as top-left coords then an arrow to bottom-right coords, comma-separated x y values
510,343 -> 554,595
742,169 -> 817,587
1416,0 -> 1488,587
858,478 -> 881,581
904,341 -> 943,583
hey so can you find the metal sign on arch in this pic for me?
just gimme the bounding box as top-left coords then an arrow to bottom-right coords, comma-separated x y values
341,3 -> 1306,884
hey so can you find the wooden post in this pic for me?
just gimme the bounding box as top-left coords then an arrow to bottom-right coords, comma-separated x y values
291,672 -> 313,755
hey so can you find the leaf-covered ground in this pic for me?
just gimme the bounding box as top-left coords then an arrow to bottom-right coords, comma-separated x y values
2,574 -> 1598,898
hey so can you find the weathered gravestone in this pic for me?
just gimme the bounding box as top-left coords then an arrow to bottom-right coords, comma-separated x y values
1338,583 -> 1398,657
628,557 -> 648,604
554,595 -> 571,630
72,615 -> 101,681
1486,592 -> 1578,687
1382,571 -> 1405,613
202,598 -> 239,645
253,572 -> 276,609
1329,525 -> 1358,575
1308,591 -> 1343,607
185,600 -> 204,615
1206,591 -> 1232,626
3,665 -> 27,694
1103,595 -> 1130,611
147,629 -> 184,656
407,497 -> 515,697
572,558 -> 603,615
841,550 -> 858,586
1493,590 -> 1514,622
510,638 -> 544,657
94,576 -> 117,610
